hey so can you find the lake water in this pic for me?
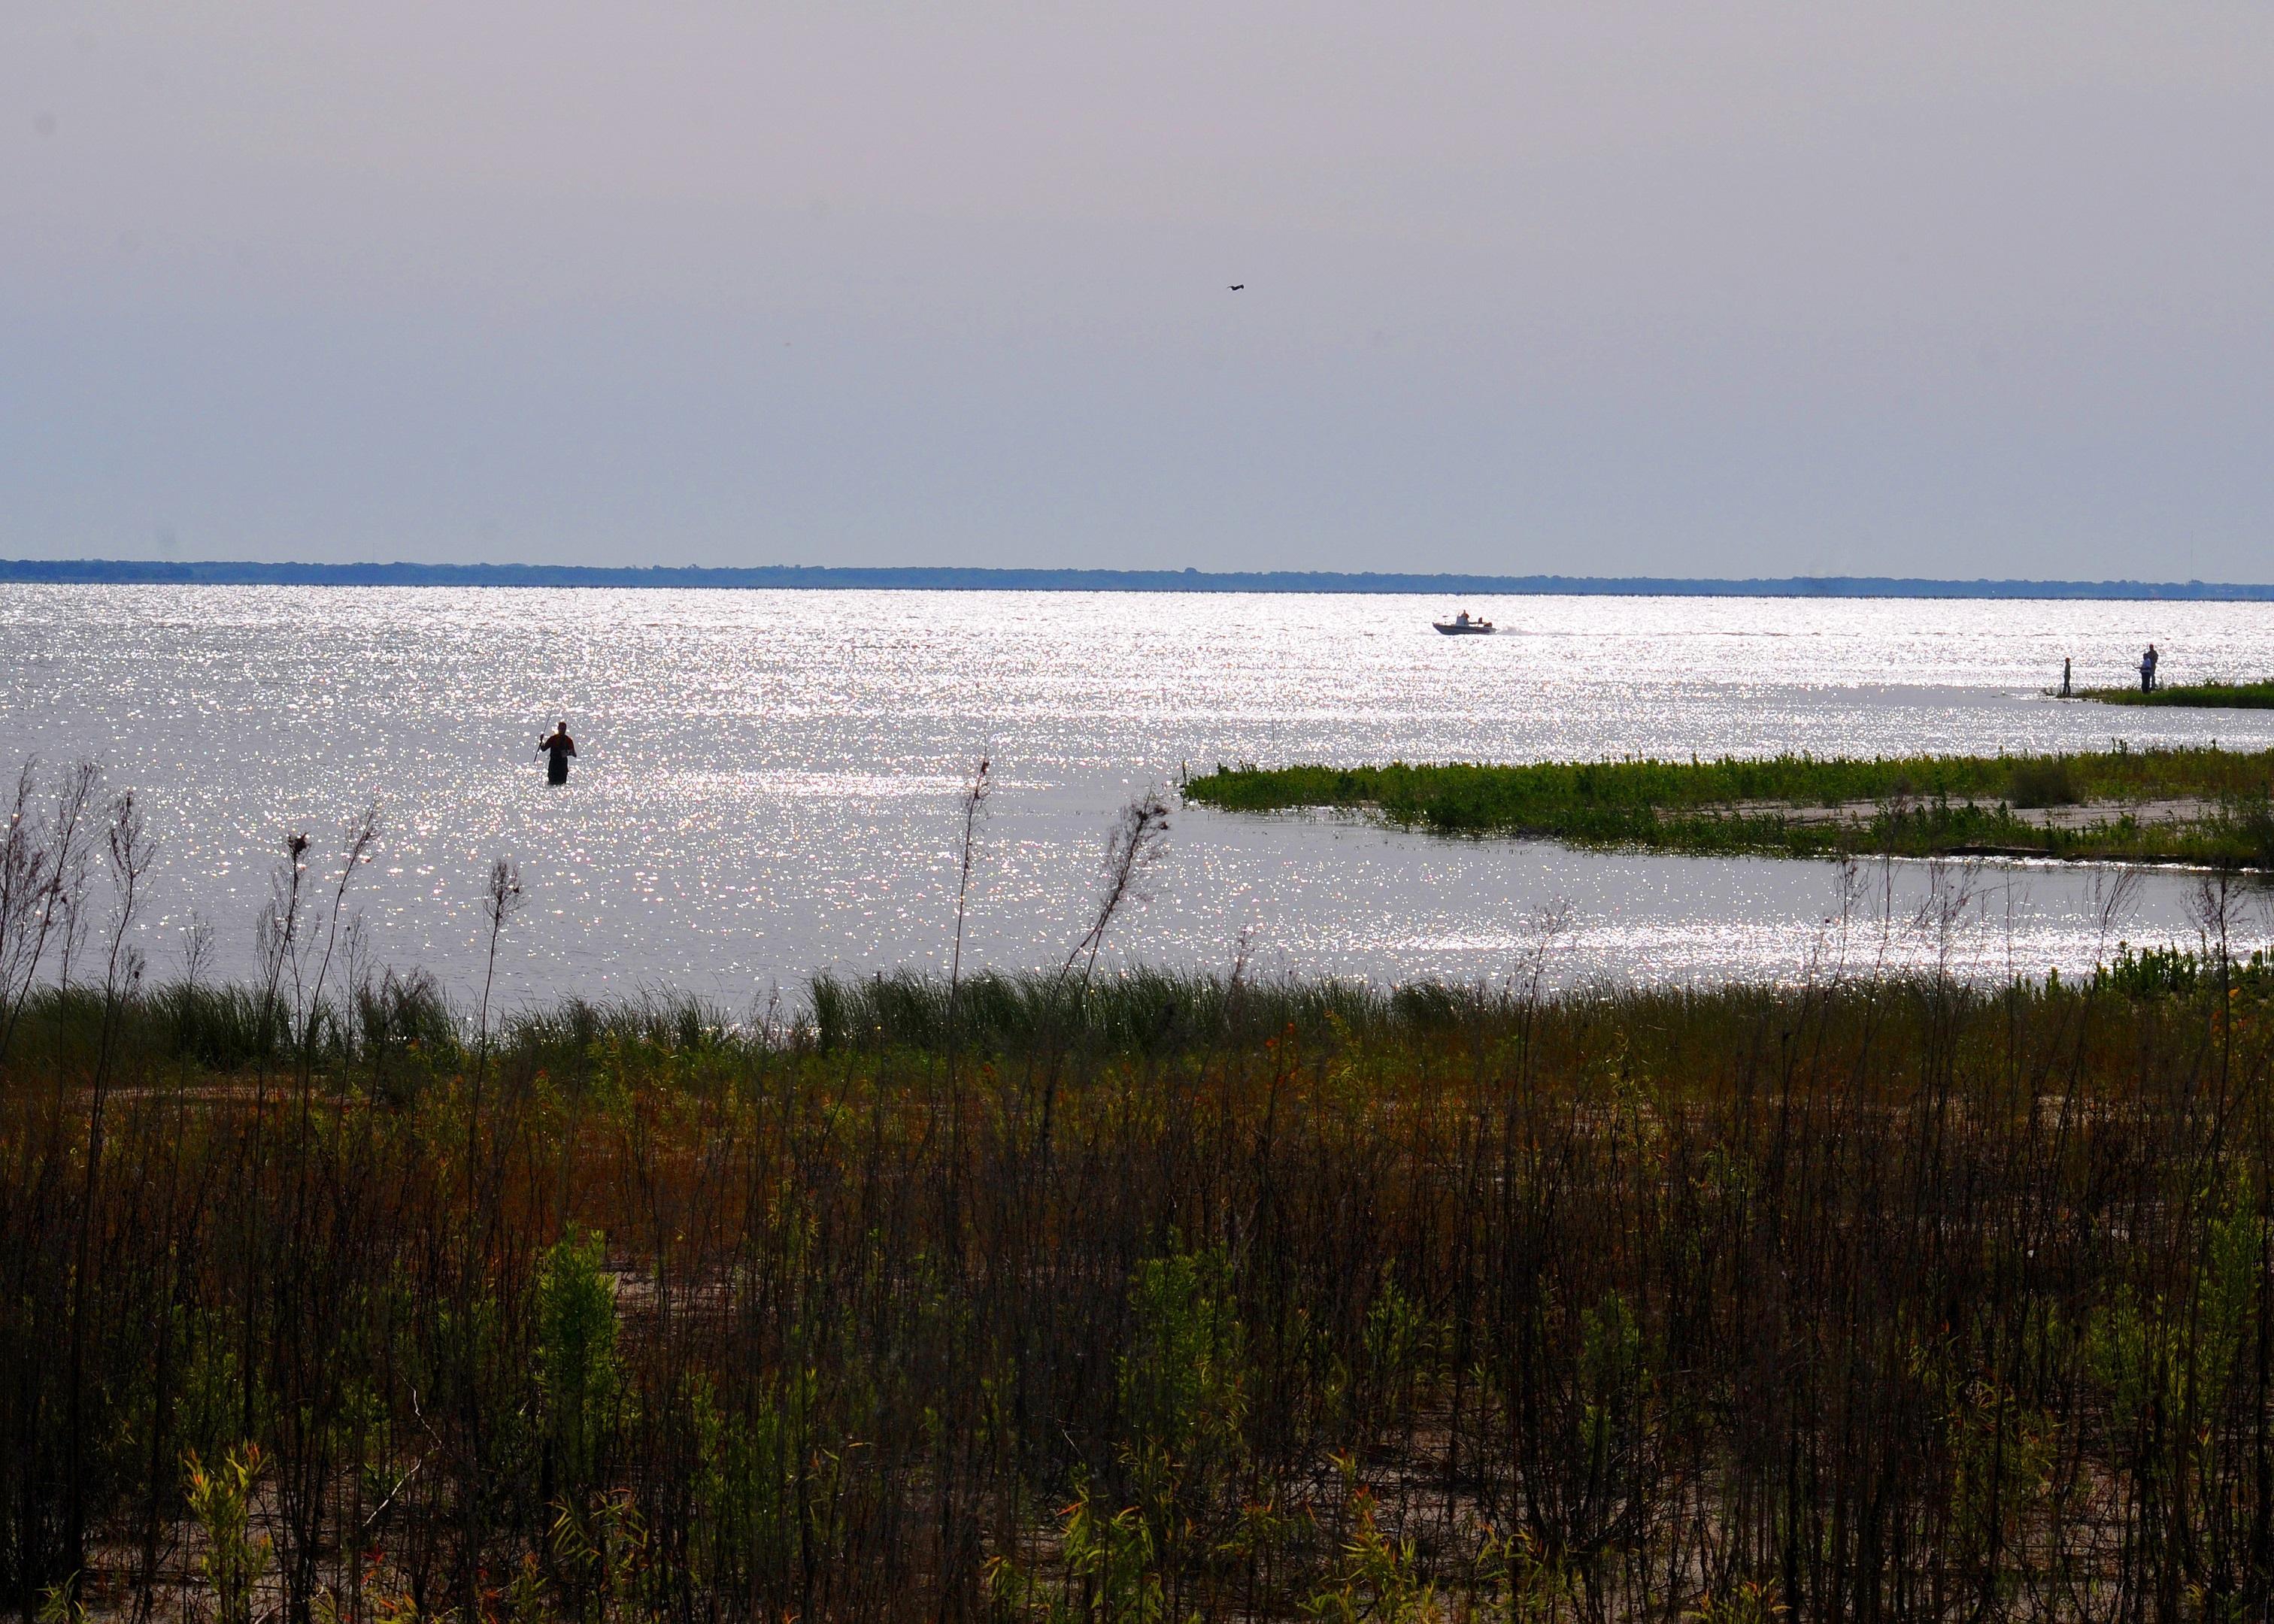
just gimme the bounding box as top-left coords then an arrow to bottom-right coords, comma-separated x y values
2,586 -> 2270,1006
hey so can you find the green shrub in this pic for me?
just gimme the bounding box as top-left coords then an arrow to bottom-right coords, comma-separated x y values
538,1229 -> 622,1508
183,1444 -> 268,1624
2006,756 -> 2079,808
2096,942 -> 2200,998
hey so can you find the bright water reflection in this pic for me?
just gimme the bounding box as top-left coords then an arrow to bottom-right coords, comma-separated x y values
2,586 -> 2270,1002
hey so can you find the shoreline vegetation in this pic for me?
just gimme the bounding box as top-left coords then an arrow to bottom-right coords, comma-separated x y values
7,950 -> 2274,1619
1184,747 -> 2274,868
8,756 -> 2274,1617
7,556 -> 2274,598
2078,680 -> 2274,710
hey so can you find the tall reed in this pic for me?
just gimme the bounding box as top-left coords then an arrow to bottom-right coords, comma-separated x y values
0,953 -> 2269,1619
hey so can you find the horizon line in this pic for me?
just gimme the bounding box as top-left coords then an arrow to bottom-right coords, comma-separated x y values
4,558 -> 2272,601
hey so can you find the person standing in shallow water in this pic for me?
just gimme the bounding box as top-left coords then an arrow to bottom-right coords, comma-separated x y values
538,721 -> 577,785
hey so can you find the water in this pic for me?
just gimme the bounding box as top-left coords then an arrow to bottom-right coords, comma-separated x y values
3,586 -> 2270,1004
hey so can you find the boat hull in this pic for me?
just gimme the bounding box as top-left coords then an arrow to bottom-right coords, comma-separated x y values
1433,622 -> 1494,635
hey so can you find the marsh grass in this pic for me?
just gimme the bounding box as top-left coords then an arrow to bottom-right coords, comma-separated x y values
814,964 -> 1405,1056
1,953 -> 2273,1619
2082,680 -> 2274,710
1185,747 -> 2274,865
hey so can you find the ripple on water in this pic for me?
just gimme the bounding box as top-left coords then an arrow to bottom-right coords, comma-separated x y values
2,586 -> 2269,1001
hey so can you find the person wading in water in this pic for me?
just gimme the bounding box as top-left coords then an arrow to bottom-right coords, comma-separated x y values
538,721 -> 578,785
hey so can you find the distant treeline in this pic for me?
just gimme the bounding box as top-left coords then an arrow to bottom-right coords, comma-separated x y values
5,556 -> 2274,598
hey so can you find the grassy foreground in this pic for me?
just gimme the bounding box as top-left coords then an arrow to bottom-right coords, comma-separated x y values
8,959 -> 2274,1619
2081,680 -> 2274,710
1185,747 -> 2274,865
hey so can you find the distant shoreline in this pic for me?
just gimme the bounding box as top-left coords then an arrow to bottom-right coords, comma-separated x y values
3,557 -> 2272,600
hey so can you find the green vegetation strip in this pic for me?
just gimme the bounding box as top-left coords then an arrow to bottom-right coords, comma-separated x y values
2079,680 -> 2274,710
1184,747 -> 2274,865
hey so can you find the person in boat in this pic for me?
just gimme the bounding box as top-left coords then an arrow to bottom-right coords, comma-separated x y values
1454,611 -> 1470,626
538,721 -> 578,785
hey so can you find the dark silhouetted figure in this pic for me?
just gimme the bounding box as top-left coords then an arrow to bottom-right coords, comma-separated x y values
538,721 -> 577,785
2141,644 -> 2159,693
2061,657 -> 2072,696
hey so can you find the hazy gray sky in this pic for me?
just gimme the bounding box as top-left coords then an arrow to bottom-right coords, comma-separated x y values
5,5 -> 2270,578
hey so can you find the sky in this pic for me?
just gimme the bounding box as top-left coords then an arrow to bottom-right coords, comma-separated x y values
4,5 -> 2271,580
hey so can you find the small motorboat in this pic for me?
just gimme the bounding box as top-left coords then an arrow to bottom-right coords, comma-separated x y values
1433,611 -> 1494,635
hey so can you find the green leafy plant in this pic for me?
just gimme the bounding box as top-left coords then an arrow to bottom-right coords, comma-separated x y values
551,1489 -> 650,1621
183,1443 -> 270,1624
1478,1529 -> 1577,1623
989,1476 -> 1175,1624
2096,941 -> 2201,998
35,1573 -> 89,1624
1308,1484 -> 1442,1623
687,1370 -> 812,1599
1360,1264 -> 1432,1428
1687,1579 -> 1786,1624
1117,1240 -> 1249,1571
538,1228 -> 623,1506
